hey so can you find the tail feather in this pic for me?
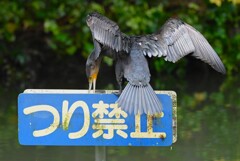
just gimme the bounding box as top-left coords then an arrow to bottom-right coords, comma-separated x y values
144,86 -> 152,114
134,86 -> 139,114
117,83 -> 129,105
148,85 -> 161,114
148,85 -> 159,114
124,85 -> 133,113
116,83 -> 162,115
122,84 -> 131,112
140,86 -> 145,114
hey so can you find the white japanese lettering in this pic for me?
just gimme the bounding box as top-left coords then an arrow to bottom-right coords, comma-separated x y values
62,100 -> 90,139
23,105 -> 60,137
92,101 -> 128,139
130,113 -> 166,139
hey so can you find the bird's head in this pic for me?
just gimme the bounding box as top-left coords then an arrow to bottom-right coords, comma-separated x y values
86,56 -> 102,93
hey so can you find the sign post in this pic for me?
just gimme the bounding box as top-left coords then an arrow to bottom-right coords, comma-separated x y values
95,146 -> 106,161
18,89 -> 177,160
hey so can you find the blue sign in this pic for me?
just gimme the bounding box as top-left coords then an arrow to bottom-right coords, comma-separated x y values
18,90 -> 176,146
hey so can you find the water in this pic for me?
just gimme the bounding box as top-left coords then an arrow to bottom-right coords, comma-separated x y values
1,123 -> 239,161
0,61 -> 239,161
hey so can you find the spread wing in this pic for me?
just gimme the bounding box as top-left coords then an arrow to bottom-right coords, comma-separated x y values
86,12 -> 130,53
137,18 -> 226,74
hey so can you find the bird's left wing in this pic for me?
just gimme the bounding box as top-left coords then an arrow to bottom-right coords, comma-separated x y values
86,12 -> 130,53
137,18 -> 226,74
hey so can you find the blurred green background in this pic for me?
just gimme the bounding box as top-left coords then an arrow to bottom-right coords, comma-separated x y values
0,0 -> 239,161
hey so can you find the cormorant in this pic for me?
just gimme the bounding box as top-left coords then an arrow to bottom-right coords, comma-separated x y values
86,12 -> 226,115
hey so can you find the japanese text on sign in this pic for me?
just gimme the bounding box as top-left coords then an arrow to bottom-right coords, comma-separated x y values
18,92 -> 175,146
24,100 -> 165,139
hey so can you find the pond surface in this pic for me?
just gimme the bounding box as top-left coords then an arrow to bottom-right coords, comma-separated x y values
0,62 -> 239,161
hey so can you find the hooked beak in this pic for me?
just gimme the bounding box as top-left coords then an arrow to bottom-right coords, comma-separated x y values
88,73 -> 98,94
88,77 -> 96,93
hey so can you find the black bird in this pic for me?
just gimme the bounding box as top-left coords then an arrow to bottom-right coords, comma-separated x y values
86,12 -> 226,115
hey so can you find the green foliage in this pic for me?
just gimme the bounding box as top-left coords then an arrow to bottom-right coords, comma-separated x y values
0,0 -> 239,74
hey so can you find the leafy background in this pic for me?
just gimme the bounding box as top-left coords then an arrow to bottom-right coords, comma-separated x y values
0,0 -> 239,161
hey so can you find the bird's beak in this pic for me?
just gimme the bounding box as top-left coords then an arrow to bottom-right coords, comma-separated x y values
88,78 -> 96,93
88,73 -> 98,94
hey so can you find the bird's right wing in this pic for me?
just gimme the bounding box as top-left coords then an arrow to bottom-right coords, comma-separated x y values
86,12 -> 130,54
137,18 -> 226,74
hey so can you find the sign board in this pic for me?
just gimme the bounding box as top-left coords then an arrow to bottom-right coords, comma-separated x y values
18,90 -> 177,146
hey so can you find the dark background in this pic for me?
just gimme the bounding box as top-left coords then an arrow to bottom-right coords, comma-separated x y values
0,0 -> 239,161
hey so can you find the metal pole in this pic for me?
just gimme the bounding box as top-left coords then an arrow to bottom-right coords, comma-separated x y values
92,89 -> 106,161
95,146 -> 106,161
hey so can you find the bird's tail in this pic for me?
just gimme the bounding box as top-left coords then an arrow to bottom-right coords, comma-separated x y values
116,83 -> 162,115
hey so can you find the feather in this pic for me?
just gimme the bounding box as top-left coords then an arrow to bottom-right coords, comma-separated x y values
136,18 -> 226,74
87,12 -> 130,53
87,12 -> 226,115
116,83 -> 162,115
185,24 -> 225,74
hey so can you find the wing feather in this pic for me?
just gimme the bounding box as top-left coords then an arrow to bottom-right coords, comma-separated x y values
185,24 -> 226,73
87,12 -> 130,53
137,18 -> 226,74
